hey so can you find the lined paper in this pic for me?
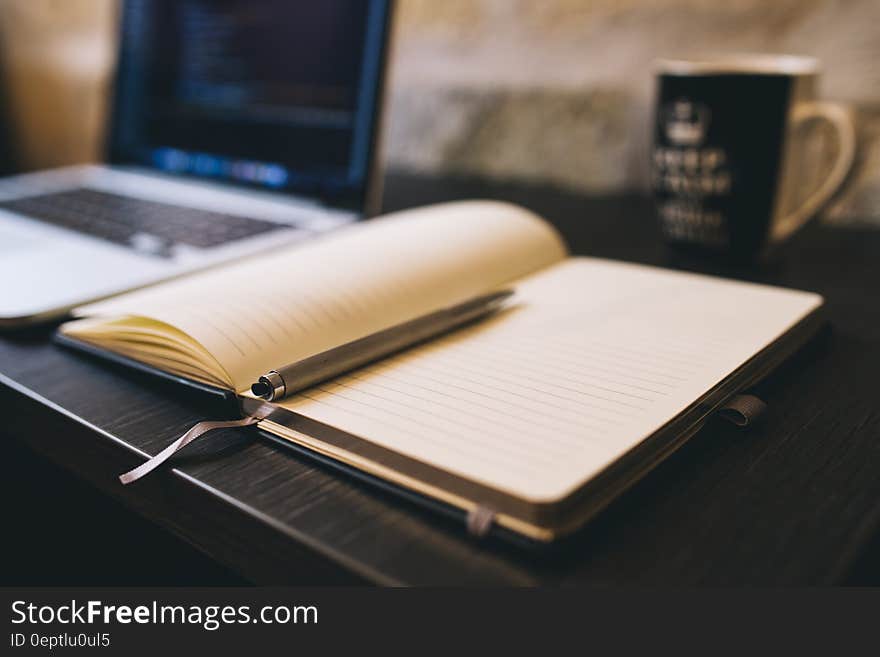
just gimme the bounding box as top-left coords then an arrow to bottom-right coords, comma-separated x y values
71,201 -> 566,390
278,259 -> 822,503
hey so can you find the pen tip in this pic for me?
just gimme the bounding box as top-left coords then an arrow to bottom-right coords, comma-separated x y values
251,381 -> 270,398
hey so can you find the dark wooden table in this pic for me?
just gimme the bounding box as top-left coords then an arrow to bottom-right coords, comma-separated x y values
2,173 -> 879,585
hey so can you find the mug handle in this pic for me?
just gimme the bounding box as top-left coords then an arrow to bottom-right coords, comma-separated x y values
773,102 -> 856,241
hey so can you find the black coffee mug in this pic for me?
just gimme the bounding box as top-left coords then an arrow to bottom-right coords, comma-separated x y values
652,55 -> 855,261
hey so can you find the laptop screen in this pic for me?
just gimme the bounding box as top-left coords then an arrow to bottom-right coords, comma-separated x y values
108,0 -> 392,211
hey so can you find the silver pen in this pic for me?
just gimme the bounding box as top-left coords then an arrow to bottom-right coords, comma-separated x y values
250,289 -> 514,401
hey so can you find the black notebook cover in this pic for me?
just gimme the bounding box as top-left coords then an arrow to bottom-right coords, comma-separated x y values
54,332 -> 240,414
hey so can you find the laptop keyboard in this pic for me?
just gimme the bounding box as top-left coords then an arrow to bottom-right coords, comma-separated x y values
0,188 -> 288,255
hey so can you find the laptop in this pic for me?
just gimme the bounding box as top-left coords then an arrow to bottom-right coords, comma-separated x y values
0,0 -> 392,327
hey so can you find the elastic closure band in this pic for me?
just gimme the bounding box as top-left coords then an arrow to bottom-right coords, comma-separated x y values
718,394 -> 768,427
466,505 -> 496,538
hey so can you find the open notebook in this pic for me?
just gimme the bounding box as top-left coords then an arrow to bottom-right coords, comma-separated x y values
58,201 -> 825,543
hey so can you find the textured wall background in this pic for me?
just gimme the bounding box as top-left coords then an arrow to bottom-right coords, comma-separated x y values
0,0 -> 877,221
387,0 -> 880,222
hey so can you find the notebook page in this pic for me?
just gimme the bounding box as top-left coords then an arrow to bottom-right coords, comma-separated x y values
276,258 -> 822,503
72,201 -> 566,390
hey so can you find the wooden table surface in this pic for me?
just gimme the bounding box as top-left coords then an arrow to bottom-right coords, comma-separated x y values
2,173 -> 879,585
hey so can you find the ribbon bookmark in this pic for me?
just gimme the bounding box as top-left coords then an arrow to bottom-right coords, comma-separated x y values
119,416 -> 261,485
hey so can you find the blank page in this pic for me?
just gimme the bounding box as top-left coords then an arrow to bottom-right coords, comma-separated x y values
72,201 -> 566,391
277,258 -> 823,503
